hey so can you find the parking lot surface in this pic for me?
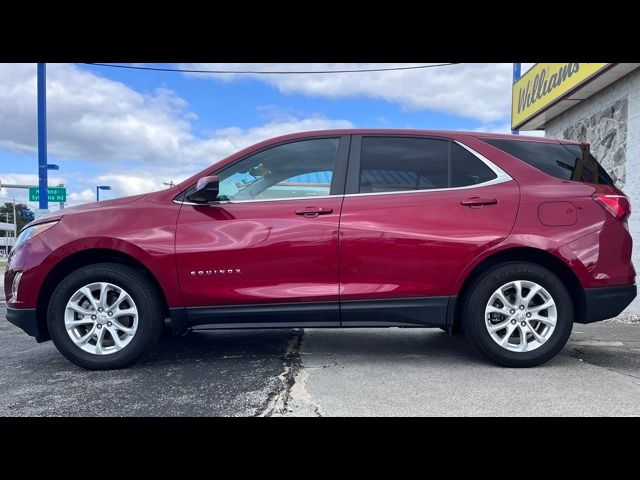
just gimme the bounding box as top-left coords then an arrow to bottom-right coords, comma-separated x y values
2,297 -> 640,416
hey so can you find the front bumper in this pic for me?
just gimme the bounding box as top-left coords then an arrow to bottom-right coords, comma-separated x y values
581,284 -> 637,324
6,307 -> 49,342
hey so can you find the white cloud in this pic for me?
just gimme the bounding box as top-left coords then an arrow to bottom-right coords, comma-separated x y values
182,63 -> 514,122
0,64 -> 195,166
0,64 -> 354,173
96,174 -> 163,197
0,173 -> 66,188
67,188 -> 95,202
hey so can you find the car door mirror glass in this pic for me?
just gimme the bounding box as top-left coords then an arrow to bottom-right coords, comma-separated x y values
186,176 -> 220,203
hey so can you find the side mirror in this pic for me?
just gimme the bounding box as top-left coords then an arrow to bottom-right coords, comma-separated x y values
186,176 -> 220,203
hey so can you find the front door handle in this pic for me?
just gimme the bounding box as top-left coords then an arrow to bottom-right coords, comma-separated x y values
461,198 -> 498,208
295,207 -> 333,218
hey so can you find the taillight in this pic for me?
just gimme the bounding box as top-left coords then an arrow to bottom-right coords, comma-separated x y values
592,192 -> 631,220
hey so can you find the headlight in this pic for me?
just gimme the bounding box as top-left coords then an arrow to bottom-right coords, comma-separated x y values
15,221 -> 59,248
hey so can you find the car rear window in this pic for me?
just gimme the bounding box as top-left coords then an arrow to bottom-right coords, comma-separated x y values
481,138 -> 615,186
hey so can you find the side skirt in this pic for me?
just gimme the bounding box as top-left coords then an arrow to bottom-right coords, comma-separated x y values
180,301 -> 340,330
170,296 -> 451,332
340,297 -> 449,327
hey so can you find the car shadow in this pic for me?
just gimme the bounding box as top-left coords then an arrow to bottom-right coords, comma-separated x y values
142,327 -> 583,369
141,327 -> 494,367
140,328 -> 298,365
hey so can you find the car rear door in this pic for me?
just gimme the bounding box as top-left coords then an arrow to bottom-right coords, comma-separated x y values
175,135 -> 350,327
338,135 -> 520,326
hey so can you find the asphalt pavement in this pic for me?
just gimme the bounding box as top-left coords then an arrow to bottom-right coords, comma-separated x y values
2,294 -> 640,416
277,323 -> 640,416
0,303 -> 297,416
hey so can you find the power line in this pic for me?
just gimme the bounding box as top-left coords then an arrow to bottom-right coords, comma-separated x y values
85,63 -> 460,75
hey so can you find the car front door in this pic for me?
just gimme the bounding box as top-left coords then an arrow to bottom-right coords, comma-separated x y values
338,135 -> 520,326
175,135 -> 349,327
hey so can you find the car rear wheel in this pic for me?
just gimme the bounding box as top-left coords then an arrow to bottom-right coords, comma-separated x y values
462,262 -> 573,367
48,263 -> 164,370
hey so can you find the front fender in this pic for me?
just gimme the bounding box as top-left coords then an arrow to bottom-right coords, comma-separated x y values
48,237 -> 181,306
12,235 -> 181,309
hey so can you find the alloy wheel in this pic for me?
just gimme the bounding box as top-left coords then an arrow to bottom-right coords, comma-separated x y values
64,282 -> 139,355
484,280 -> 557,353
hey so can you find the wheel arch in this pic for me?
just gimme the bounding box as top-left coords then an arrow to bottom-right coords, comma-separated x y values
36,248 -> 170,341
451,247 -> 586,328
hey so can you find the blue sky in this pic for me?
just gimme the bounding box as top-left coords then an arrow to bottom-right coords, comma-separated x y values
0,63 -> 536,209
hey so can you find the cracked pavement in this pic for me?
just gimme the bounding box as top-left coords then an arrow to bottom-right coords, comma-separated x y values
275,323 -> 640,416
2,297 -> 640,416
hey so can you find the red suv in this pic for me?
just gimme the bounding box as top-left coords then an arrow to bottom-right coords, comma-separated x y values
4,130 -> 636,369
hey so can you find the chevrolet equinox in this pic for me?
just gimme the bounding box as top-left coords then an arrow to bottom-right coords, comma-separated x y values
4,130 -> 636,369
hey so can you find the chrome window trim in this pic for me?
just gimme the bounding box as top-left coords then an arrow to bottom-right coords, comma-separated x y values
174,140 -> 513,206
454,140 -> 512,182
346,140 -> 512,197
175,194 -> 337,206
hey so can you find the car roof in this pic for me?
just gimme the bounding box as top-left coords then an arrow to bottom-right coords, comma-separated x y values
261,129 -> 584,145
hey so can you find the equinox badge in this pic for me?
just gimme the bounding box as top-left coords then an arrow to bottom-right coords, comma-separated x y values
191,268 -> 242,276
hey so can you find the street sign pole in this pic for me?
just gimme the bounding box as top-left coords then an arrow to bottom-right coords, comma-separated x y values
58,184 -> 65,210
37,63 -> 49,217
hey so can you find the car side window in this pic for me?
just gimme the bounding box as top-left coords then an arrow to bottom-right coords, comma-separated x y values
359,137 -> 496,193
216,138 -> 340,201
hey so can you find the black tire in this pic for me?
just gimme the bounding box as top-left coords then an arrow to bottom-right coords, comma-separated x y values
462,262 -> 573,368
47,263 -> 164,370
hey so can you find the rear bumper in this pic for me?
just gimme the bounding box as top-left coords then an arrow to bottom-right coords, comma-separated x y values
6,307 -> 49,342
580,285 -> 637,324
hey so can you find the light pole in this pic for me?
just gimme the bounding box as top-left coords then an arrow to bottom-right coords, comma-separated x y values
96,185 -> 111,201
37,63 -> 48,217
13,196 -> 16,236
512,63 -> 521,135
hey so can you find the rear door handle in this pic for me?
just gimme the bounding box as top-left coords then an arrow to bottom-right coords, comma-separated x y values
295,207 -> 333,218
461,198 -> 498,207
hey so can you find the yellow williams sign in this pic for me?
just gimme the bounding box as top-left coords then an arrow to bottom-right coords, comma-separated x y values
511,63 -> 611,129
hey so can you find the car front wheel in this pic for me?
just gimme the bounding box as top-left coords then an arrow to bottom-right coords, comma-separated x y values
47,263 -> 164,370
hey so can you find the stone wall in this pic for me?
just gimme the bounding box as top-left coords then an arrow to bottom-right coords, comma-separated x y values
561,98 -> 627,188
546,67 -> 640,313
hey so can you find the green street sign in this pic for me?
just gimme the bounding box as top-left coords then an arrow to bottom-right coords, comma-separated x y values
28,186 -> 67,202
